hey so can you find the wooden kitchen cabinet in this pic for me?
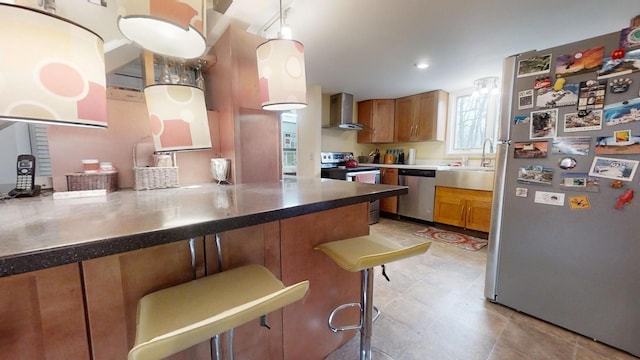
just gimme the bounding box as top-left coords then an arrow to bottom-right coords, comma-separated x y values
357,99 -> 395,143
0,264 -> 90,359
380,167 -> 399,213
394,90 -> 448,142
434,186 -> 492,232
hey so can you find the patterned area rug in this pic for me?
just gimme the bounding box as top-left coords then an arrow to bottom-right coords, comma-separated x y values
414,227 -> 488,251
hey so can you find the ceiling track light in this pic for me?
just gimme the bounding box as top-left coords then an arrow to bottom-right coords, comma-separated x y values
472,76 -> 500,97
256,0 -> 307,111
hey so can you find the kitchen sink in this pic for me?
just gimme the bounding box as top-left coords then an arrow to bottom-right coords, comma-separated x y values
435,168 -> 495,191
442,165 -> 495,172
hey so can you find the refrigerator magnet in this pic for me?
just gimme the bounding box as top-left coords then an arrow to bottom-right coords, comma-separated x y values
518,89 -> 534,110
517,54 -> 552,78
564,110 -> 603,132
560,173 -> 599,192
515,188 -> 528,197
588,156 -> 639,181
569,195 -> 590,210
530,109 -> 558,139
534,191 -> 565,206
514,114 -> 531,125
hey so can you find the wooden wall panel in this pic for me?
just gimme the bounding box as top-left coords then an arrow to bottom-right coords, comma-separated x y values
83,238 -> 208,360
280,203 -> 370,359
205,222 -> 283,359
0,264 -> 89,359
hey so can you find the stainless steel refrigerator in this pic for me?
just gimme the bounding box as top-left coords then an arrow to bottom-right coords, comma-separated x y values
485,31 -> 640,357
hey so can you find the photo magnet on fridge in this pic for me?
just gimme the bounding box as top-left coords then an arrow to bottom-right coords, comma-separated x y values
560,173 -> 600,192
517,165 -> 554,186
564,110 -> 603,132
597,48 -> 640,79
595,134 -> 640,155
555,46 -> 605,78
577,80 -> 607,111
589,156 -> 639,181
536,83 -> 579,108
530,109 -> 558,139
551,136 -> 591,156
517,54 -> 552,78
518,89 -> 534,110
604,98 -> 640,126
514,114 -> 531,125
514,141 -> 548,158
619,26 -> 640,49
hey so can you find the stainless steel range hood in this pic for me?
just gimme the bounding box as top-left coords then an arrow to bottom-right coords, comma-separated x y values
326,93 -> 363,130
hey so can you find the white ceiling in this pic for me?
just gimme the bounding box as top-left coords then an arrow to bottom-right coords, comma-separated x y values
54,0 -> 640,101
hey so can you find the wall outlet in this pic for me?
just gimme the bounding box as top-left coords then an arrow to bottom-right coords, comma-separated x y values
35,176 -> 53,190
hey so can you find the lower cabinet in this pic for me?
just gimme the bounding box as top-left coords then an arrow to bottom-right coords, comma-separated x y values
0,263 -> 90,359
434,186 -> 492,232
0,203 -> 369,360
380,168 -> 398,213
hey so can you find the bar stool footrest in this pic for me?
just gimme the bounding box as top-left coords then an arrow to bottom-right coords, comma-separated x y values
328,302 -> 380,333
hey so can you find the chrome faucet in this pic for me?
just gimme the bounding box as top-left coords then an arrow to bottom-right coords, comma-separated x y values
481,138 -> 494,167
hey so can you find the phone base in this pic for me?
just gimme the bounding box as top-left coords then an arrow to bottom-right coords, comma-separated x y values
9,185 -> 41,198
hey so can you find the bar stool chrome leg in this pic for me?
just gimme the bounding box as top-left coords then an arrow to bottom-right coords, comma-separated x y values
360,268 -> 373,360
315,235 -> 431,360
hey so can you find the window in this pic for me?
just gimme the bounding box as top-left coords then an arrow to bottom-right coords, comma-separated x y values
446,88 -> 500,157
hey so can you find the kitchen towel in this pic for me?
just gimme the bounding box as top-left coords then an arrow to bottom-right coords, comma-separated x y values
354,173 -> 376,184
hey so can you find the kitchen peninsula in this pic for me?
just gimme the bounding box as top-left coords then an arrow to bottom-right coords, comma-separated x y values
0,179 -> 407,359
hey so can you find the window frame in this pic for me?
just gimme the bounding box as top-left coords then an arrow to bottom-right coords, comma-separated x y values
446,87 -> 500,158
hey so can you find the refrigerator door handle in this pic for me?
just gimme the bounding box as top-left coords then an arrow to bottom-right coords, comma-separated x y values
484,54 -> 518,302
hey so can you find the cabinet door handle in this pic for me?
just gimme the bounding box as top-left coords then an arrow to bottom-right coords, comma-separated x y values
460,206 -> 466,223
467,206 -> 471,224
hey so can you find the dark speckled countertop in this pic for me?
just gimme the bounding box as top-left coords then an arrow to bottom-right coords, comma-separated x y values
0,178 -> 407,277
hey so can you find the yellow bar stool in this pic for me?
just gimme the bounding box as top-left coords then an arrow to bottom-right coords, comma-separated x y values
128,263 -> 309,360
315,235 -> 431,360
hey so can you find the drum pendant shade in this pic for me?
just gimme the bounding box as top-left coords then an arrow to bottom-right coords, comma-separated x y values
256,38 -> 307,111
144,84 -> 212,152
0,4 -> 107,128
118,0 -> 206,59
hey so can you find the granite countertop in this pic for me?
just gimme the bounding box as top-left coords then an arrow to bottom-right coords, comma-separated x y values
0,178 -> 407,277
361,163 -> 495,172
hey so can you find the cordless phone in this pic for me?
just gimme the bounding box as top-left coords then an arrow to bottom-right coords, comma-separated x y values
8,154 -> 41,198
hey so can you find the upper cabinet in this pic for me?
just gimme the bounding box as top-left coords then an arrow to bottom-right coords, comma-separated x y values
394,90 -> 448,142
357,99 -> 395,143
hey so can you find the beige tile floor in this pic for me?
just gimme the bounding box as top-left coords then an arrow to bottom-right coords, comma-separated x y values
326,218 -> 638,360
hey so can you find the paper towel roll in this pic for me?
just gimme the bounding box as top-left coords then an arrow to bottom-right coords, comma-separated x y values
407,149 -> 416,165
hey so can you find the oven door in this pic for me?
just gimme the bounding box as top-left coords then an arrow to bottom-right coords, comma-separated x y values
345,170 -> 380,183
345,169 -> 381,224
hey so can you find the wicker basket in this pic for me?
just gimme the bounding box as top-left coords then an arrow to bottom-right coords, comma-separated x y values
66,172 -> 118,192
133,146 -> 179,191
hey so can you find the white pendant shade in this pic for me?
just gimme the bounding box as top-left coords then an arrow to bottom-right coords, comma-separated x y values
118,0 -> 206,59
0,4 -> 107,128
256,39 -> 307,111
144,84 -> 212,152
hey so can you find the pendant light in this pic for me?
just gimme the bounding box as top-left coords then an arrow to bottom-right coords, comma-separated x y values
256,0 -> 307,111
0,3 -> 107,128
144,84 -> 212,151
117,0 -> 207,59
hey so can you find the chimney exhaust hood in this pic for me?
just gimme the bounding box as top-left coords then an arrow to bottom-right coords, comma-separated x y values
326,93 -> 363,130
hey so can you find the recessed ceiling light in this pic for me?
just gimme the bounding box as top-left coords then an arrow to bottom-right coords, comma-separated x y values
414,63 -> 429,70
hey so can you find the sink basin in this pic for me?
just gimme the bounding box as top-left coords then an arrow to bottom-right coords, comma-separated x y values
436,168 -> 495,191
443,166 -> 495,172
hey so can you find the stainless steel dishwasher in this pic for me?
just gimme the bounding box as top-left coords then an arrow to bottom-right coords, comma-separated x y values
397,168 -> 436,222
